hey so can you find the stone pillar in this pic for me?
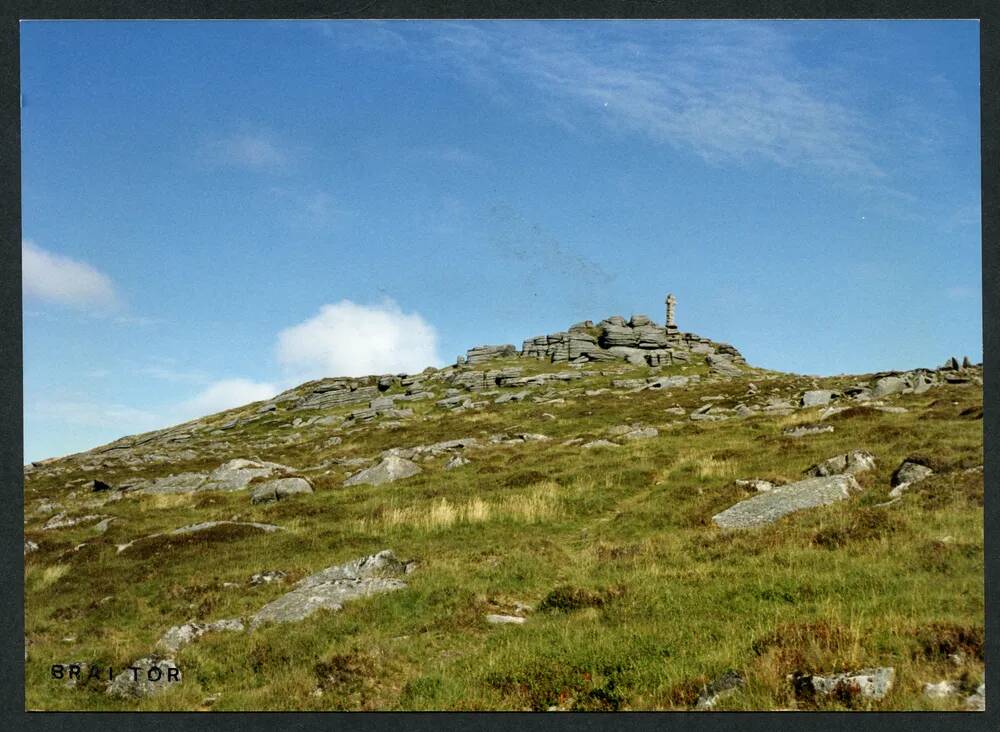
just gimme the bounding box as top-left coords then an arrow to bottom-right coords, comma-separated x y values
665,293 -> 676,329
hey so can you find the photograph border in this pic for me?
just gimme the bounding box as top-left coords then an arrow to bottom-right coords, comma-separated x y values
2,1 -> 996,730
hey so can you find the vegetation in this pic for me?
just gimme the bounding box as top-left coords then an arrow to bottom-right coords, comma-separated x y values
24,356 -> 983,710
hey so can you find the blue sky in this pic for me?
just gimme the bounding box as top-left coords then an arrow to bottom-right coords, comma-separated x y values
21,20 -> 981,462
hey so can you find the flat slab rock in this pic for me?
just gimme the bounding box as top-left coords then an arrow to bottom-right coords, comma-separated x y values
712,475 -> 863,530
140,458 -> 296,495
249,550 -> 411,628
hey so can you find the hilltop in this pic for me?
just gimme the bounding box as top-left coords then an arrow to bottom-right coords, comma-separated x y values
23,310 -> 984,711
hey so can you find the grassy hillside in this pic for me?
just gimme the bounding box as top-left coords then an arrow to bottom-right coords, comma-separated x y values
23,355 -> 984,711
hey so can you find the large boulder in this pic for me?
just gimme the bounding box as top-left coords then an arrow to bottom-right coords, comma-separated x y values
712,475 -> 863,530
801,390 -> 837,408
872,375 -> 906,398
805,450 -> 876,477
343,456 -> 422,487
249,550 -> 409,628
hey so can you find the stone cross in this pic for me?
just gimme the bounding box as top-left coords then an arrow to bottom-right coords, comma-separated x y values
665,293 -> 676,328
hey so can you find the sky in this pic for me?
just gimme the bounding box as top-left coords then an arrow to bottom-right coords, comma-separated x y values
20,20 -> 982,463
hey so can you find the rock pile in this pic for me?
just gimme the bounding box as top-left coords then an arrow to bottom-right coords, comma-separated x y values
517,315 -> 743,368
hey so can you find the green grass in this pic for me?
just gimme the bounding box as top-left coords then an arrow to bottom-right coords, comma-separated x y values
23,360 -> 983,711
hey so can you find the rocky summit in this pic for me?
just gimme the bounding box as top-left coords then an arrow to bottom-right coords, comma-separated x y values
23,300 -> 983,711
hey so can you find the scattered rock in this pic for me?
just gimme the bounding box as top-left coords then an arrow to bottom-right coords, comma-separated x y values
582,439 -> 620,449
43,513 -> 106,531
712,475 -> 863,530
621,427 -> 659,441
444,454 -> 470,470
249,550 -> 409,628
344,456 -> 422,487
24,540 -> 38,555
485,614 -> 526,625
804,450 -> 876,477
891,459 -> 934,487
250,570 -> 287,585
156,619 -> 244,653
783,424 -> 834,438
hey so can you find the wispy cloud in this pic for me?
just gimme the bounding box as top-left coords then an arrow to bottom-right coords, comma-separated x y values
22,239 -> 119,310
27,398 -> 162,431
200,132 -> 290,170
268,187 -> 347,228
139,364 -> 211,384
428,23 -> 887,181
411,144 -> 488,167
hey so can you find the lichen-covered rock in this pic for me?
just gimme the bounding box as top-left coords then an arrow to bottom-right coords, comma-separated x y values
712,475 -> 863,530
791,667 -> 894,702
249,550 -> 409,628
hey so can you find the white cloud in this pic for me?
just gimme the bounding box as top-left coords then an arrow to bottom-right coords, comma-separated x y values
22,239 -> 118,309
176,378 -> 278,419
203,133 -> 288,169
276,299 -> 442,379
